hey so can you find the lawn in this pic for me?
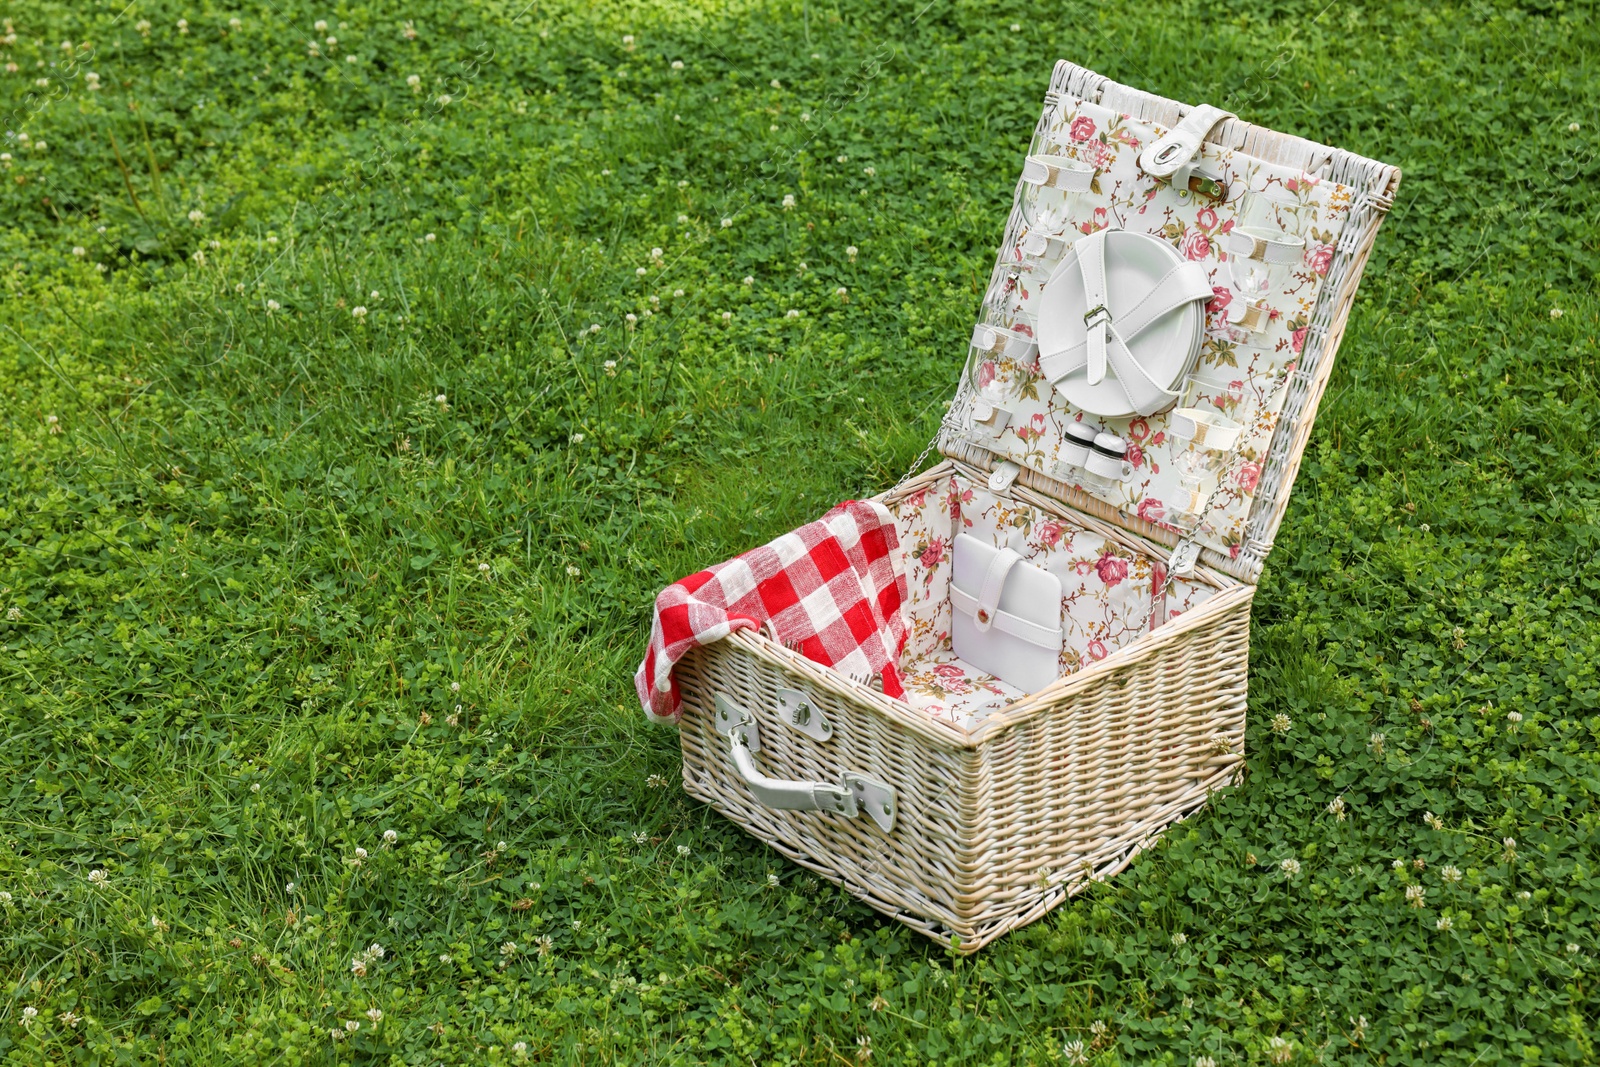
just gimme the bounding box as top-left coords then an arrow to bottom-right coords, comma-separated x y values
1,0 -> 1598,1063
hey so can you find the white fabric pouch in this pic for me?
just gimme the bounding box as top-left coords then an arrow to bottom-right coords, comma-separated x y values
950,533 -> 1063,694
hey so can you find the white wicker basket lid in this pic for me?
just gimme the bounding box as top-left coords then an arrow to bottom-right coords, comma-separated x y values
939,60 -> 1400,585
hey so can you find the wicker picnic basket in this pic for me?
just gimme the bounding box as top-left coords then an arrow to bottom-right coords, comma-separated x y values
673,60 -> 1400,952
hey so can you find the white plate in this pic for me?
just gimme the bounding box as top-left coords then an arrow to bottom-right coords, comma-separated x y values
1036,230 -> 1204,418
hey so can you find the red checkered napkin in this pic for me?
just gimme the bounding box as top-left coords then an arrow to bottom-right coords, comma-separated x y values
636,500 -> 909,723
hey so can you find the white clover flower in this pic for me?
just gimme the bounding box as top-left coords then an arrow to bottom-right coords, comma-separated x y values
229,17 -> 242,30
407,74 -> 422,91
191,250 -> 206,265
1010,22 -> 1022,30
88,868 -> 108,885
721,217 -> 733,228
625,313 -> 638,326
1270,712 -> 1292,734
315,19 -> 329,31
767,873 -> 780,887
671,60 -> 683,70
566,564 -> 581,577
1405,884 -> 1425,907
1570,122 -> 1582,132
650,247 -> 664,259
742,275 -> 754,286
366,1008 -> 382,1023
435,393 -> 448,405
21,1006 -> 37,1025
535,935 -> 553,956
785,309 -> 800,319
676,844 -> 691,856
177,18 -> 189,33
450,681 -> 460,692
720,311 -> 732,321
797,261 -> 807,272
1436,915 -> 1453,930
647,774 -> 668,788
250,782 -> 261,793
835,286 -> 848,298
1267,1036 -> 1292,1064
1171,931 -> 1187,946
1195,1057 -> 1217,1067
622,33 -> 635,47
478,562 -> 490,574
382,829 -> 398,846
604,360 -> 618,376
1441,865 -> 1462,884
330,1028 -> 345,1040
863,166 -> 876,177
345,1019 -> 359,1032
1549,307 -> 1564,319
1424,811 -> 1444,831
1506,710 -> 1523,724
1279,858 -> 1301,877
1503,837 -> 1517,859
1568,942 -> 1581,955
266,299 -> 280,312
1369,731 -> 1386,755
425,232 -> 436,242
0,891 -> 11,903
58,1011 -> 80,1029
846,245 -> 858,260
85,72 -> 101,90
632,831 -> 649,845
801,111 -> 812,122
355,847 -> 368,860
501,941 -> 517,956
1062,1039 -> 1088,1066
136,19 -> 151,34
677,214 -> 689,224
571,918 -> 582,930
436,94 -> 451,105
73,246 -> 86,257
1327,795 -> 1346,821
1392,858 -> 1405,871
346,54 -> 358,64
351,305 -> 367,320
782,194 -> 796,210
286,882 -> 296,893
439,953 -> 452,963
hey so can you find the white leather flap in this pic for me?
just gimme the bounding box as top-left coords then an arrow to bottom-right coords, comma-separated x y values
950,534 -> 1063,694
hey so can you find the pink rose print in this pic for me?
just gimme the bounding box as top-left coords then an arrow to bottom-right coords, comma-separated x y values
1080,207 -> 1110,235
976,360 -> 997,389
1137,497 -> 1165,523
904,488 -> 927,509
1069,116 -> 1096,143
1083,140 -> 1112,169
1196,206 -> 1218,231
919,536 -> 947,569
1236,462 -> 1261,492
1151,430 -> 1166,446
1036,520 -> 1066,548
1095,553 -> 1129,587
1127,443 -> 1145,470
1087,639 -> 1108,661
1306,243 -> 1334,275
1291,326 -> 1308,353
1218,218 -> 1234,235
1206,286 -> 1232,315
1016,413 -> 1047,444
1179,230 -> 1211,261
931,662 -> 973,694
1127,417 -> 1150,442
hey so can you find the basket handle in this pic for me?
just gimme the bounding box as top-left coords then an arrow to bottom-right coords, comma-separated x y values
714,693 -> 896,832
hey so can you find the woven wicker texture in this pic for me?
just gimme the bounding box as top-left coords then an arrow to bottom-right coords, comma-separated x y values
674,60 -> 1397,951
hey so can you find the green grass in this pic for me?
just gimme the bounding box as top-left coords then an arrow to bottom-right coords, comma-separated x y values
1,0 -> 1598,1063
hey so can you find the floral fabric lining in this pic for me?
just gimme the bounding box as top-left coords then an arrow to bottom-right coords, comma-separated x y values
972,93 -> 1357,560
887,471 -> 1216,730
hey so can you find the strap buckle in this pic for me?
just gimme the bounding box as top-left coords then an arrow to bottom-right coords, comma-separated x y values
1082,304 -> 1111,329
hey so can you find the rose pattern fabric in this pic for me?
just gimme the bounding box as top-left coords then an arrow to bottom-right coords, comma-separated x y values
888,470 -> 1216,729
987,93 -> 1357,557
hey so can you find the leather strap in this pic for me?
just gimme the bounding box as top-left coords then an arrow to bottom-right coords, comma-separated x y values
972,323 -> 1039,360
1224,229 -> 1303,265
1139,105 -> 1235,178
1021,154 -> 1095,192
949,584 -> 1061,648
973,547 -> 1022,634
1039,254 -> 1213,414
1021,230 -> 1072,259
1077,230 -> 1112,386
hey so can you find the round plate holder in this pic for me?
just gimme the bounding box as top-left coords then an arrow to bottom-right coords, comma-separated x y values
1035,230 -> 1205,418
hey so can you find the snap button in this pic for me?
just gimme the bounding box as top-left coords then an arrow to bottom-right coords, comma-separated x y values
977,609 -> 990,623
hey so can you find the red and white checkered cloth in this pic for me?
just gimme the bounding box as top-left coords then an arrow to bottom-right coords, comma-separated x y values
636,500 -> 909,723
